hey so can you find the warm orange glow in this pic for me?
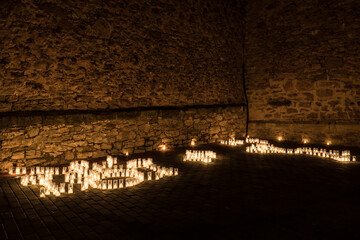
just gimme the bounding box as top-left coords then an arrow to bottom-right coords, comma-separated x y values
326,141 -> 331,146
191,141 -> 195,146
162,145 -> 166,150
278,136 -> 282,141
125,151 -> 129,156
303,139 -> 308,144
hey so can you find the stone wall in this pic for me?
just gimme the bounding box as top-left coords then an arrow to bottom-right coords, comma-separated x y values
249,122 -> 360,147
246,0 -> 360,122
0,0 -> 245,112
245,0 -> 360,145
0,106 -> 246,171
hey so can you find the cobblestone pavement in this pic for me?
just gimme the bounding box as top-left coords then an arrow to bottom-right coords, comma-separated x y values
1,145 -> 360,239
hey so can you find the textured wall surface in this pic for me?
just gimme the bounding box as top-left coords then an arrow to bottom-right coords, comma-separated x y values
0,0 -> 245,112
0,106 -> 246,170
246,0 -> 360,122
0,0 -> 247,170
245,0 -> 360,145
249,122 -> 360,147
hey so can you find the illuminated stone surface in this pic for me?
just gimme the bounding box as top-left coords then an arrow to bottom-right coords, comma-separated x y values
0,0 -> 245,112
245,0 -> 360,146
0,106 -> 245,172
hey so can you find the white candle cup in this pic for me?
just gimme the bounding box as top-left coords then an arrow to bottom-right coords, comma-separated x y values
68,183 -> 73,194
65,173 -> 70,182
80,183 -> 86,191
40,187 -> 45,198
113,179 -> 118,189
60,183 -> 65,193
107,180 -> 112,189
31,176 -> 36,185
102,180 -> 107,190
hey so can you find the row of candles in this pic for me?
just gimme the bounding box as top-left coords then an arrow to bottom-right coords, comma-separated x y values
220,139 -> 244,146
12,155 -> 178,198
246,141 -> 356,162
183,150 -> 217,163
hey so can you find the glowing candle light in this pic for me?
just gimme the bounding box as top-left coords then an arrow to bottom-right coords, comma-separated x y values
162,145 -> 166,151
68,183 -> 73,194
70,176 -> 74,184
15,167 -> 20,175
39,176 -> 44,185
65,173 -> 70,182
54,185 -> 60,196
55,167 -> 59,175
60,183 -> 65,193
113,179 -> 118,189
107,155 -> 113,168
9,168 -> 13,175
80,182 -> 86,191
102,180 -> 107,190
21,176 -> 27,186
31,176 -> 36,185
108,180 -> 112,189
40,187 -> 45,198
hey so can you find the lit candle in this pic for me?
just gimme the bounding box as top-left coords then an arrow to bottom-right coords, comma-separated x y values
60,183 -> 65,193
68,183 -> 73,194
102,180 -> 107,190
40,187 -> 45,198
107,180 -> 112,189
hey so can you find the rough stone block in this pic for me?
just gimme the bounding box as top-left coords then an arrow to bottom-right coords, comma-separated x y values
12,151 -> 24,160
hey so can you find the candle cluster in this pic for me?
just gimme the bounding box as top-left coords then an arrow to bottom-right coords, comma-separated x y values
11,155 -> 178,198
245,137 -> 269,144
184,150 -> 216,163
246,141 -> 356,162
220,139 -> 244,146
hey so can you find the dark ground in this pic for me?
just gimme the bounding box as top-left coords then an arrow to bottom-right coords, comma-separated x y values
1,144 -> 360,240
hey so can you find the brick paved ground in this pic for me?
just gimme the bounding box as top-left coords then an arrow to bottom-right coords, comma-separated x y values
1,144 -> 360,239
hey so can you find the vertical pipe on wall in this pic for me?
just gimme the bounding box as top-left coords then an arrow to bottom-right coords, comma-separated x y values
242,0 -> 249,137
